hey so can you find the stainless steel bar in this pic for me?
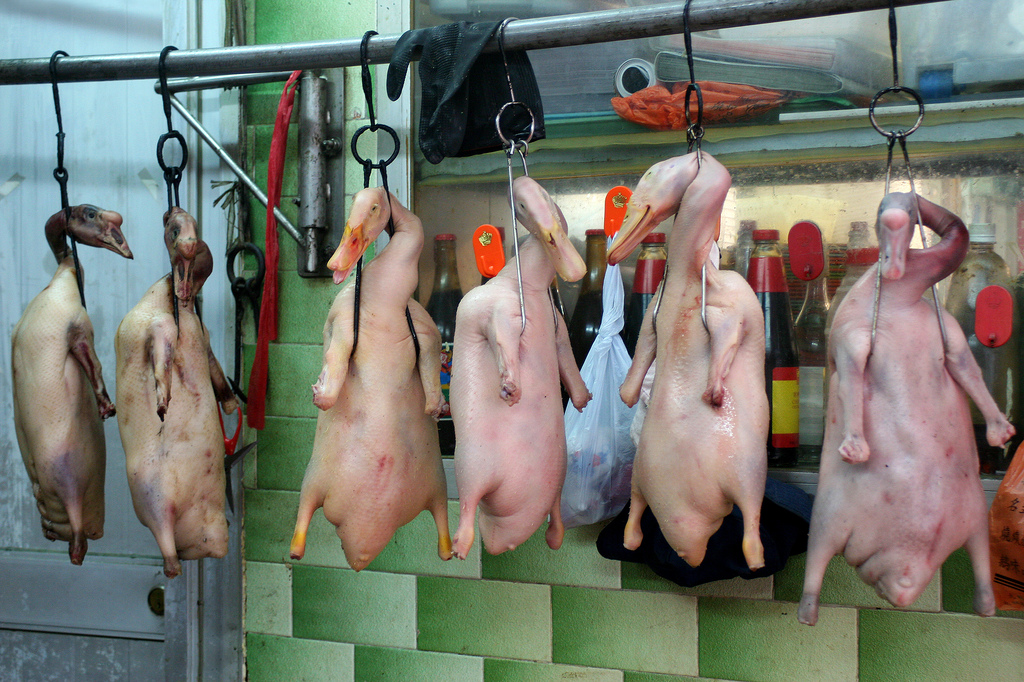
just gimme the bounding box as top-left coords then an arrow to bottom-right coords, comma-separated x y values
0,0 -> 943,85
297,72 -> 329,273
160,72 -> 294,94
168,95 -> 302,243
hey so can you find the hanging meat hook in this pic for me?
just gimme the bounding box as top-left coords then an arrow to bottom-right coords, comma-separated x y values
867,0 -> 946,356
48,50 -> 86,309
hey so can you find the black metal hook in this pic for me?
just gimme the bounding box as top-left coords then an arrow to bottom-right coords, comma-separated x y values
682,0 -> 704,158
157,46 -> 188,210
494,18 -> 535,149
360,31 -> 378,126
49,50 -> 86,308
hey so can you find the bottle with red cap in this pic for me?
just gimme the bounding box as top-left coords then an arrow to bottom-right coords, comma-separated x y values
824,221 -> 877,342
425,233 -> 462,456
623,232 -> 667,357
748,228 -> 800,468
569,229 -> 607,369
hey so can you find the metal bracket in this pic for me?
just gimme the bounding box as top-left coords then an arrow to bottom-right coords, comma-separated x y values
297,69 -> 346,277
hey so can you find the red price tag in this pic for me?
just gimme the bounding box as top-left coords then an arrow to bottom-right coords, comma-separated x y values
975,285 -> 1013,348
604,186 -> 632,237
472,224 -> 505,279
787,220 -> 825,281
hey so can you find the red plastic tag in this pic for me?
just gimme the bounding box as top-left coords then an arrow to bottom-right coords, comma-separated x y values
787,220 -> 825,281
604,186 -> 632,237
473,224 -> 505,278
975,285 -> 1013,348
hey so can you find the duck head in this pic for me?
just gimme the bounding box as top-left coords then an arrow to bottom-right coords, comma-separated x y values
164,207 -> 201,304
510,176 -> 586,282
327,187 -> 391,284
46,204 -> 132,261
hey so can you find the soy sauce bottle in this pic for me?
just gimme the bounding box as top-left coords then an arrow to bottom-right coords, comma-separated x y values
748,228 -> 800,468
569,229 -> 607,369
425,233 -> 462,457
623,232 -> 667,356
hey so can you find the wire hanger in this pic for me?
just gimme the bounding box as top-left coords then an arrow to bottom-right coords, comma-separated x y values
867,0 -> 946,354
495,17 -> 537,333
49,50 -> 86,309
349,31 -> 419,359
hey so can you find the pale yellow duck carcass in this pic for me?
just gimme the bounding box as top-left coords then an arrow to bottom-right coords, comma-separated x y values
115,208 -> 237,578
450,176 -> 590,558
11,205 -> 132,564
607,152 -> 768,572
290,188 -> 452,571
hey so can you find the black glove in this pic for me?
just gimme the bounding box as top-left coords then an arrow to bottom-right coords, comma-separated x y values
387,20 -> 544,164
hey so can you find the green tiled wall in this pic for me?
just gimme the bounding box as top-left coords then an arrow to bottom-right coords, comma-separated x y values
241,2 -> 1024,680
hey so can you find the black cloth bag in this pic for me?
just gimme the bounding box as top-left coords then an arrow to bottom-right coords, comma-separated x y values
387,20 -> 544,164
596,477 -> 813,587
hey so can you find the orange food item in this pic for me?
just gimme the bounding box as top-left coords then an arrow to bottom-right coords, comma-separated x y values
611,81 -> 789,131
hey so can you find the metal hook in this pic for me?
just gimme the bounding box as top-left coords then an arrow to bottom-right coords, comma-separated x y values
360,31 -> 378,126
505,144 -> 527,332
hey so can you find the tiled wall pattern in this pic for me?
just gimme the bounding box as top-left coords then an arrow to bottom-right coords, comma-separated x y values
241,2 -> 1024,680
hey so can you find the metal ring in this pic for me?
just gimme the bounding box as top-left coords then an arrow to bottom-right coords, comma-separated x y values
226,242 -> 266,285
350,123 -> 400,168
869,86 -> 924,139
157,130 -> 188,172
495,101 -> 536,148
52,167 -> 68,182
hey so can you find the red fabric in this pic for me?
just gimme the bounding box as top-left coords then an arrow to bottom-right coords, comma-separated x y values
248,70 -> 301,429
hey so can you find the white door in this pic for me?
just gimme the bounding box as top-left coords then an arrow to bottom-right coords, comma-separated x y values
0,2 -> 239,680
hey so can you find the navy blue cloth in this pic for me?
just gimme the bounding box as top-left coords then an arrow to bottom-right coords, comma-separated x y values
387,21 -> 544,164
596,477 -> 813,587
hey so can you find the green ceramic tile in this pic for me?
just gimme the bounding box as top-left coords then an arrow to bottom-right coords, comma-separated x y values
620,561 -> 772,600
354,645 -> 483,682
242,437 -> 258,489
251,123 -> 300,197
245,561 -> 292,636
292,565 -> 417,647
774,553 -> 940,613
246,82 -> 297,127
255,416 -> 316,492
859,609 -> 1024,681
942,548 -> 1024,618
244,488 -> 299,564
484,658 -> 623,681
481,522 -> 620,588
277,274 -> 338,344
623,674 -> 731,682
246,633 -> 354,682
698,598 -> 857,682
255,0 -> 374,44
551,585 -> 697,675
370,501 -> 481,579
417,576 -> 552,661
246,192 -> 300,271
265,343 -> 323,418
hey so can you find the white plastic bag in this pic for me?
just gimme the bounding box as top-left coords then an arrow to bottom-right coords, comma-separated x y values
562,249 -> 637,528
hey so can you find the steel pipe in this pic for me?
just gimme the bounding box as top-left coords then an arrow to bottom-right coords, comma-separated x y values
159,72 -> 295,94
167,94 -> 302,243
1,0 -> 943,85
297,72 -> 330,274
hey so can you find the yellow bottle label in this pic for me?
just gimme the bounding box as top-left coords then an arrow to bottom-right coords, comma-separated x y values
771,367 -> 800,448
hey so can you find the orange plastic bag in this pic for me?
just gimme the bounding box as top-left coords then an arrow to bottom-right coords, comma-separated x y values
989,440 -> 1024,610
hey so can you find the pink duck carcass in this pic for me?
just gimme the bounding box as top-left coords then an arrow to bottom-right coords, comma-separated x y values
450,176 -> 590,558
798,193 -> 1015,624
607,152 -> 768,571
115,208 -> 238,578
290,188 -> 452,571
11,205 -> 132,564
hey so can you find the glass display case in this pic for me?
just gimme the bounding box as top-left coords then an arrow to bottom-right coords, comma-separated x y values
405,0 -> 1024,476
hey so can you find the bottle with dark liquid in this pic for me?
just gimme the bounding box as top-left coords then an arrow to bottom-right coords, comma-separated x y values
945,223 -> 1020,473
623,232 -> 667,356
569,229 -> 607,369
748,228 -> 800,468
425,233 -> 462,457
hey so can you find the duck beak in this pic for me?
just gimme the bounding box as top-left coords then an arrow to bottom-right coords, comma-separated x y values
542,219 -> 587,282
98,209 -> 133,259
607,199 -> 658,265
877,206 -> 912,280
327,190 -> 388,284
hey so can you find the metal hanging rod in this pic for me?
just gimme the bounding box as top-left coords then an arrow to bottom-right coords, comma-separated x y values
1,0 -> 942,85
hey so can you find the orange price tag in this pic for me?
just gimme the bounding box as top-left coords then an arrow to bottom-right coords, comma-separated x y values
604,186 -> 632,237
787,220 -> 825,281
472,224 -> 505,279
975,285 -> 1013,348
